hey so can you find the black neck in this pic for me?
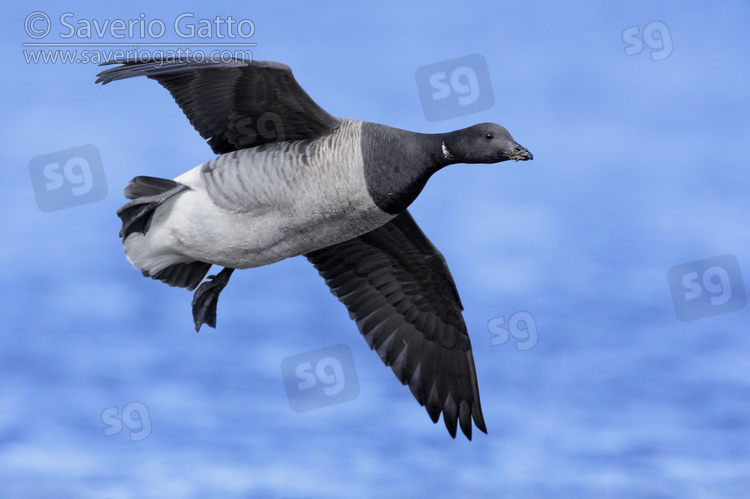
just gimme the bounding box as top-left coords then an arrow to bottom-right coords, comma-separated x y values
361,122 -> 454,215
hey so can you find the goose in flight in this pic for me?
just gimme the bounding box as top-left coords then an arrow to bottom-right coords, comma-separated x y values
96,57 -> 533,440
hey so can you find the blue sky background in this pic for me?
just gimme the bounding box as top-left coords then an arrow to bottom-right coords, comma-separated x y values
2,1 -> 749,497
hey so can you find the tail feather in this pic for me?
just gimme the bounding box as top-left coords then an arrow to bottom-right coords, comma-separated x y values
119,175 -> 211,290
117,176 -> 189,237
146,261 -> 212,290
124,175 -> 184,199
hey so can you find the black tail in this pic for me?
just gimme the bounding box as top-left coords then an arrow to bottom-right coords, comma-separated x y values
118,175 -> 211,290
117,176 -> 189,238
146,261 -> 212,291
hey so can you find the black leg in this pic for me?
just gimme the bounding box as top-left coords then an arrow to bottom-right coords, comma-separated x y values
191,267 -> 235,331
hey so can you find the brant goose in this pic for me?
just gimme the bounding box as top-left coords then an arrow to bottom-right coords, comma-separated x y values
96,57 -> 533,439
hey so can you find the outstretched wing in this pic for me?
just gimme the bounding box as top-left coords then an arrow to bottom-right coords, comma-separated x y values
96,57 -> 342,154
306,210 -> 486,439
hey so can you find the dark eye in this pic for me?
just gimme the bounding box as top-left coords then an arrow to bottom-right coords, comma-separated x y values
485,133 -> 494,139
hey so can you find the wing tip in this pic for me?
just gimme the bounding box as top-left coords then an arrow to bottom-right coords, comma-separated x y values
94,56 -> 254,85
441,400 -> 487,441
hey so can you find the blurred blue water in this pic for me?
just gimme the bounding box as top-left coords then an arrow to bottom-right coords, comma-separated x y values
2,1 -> 750,497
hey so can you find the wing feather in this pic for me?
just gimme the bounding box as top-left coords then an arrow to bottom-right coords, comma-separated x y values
306,210 -> 486,439
96,57 -> 342,154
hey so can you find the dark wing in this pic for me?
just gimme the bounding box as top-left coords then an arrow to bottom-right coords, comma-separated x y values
306,211 -> 486,439
95,57 -> 342,154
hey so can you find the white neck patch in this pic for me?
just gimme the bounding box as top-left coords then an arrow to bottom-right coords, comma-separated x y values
441,141 -> 454,160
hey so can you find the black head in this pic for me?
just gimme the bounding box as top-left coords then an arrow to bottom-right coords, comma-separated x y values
442,123 -> 533,164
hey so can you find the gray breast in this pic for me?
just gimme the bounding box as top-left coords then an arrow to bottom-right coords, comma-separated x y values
198,120 -> 396,255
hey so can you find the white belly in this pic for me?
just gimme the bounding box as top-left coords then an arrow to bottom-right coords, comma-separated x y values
126,120 -> 394,272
